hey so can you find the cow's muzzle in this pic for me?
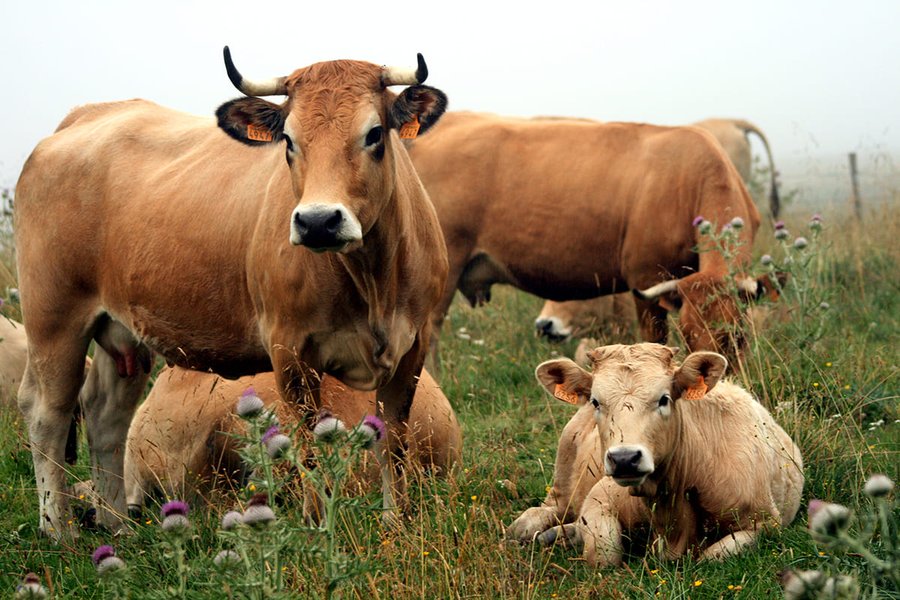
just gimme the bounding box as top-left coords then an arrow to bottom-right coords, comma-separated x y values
290,203 -> 362,252
534,317 -> 571,343
605,445 -> 654,486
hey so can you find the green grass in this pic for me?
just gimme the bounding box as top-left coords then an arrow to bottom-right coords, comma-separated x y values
0,195 -> 898,598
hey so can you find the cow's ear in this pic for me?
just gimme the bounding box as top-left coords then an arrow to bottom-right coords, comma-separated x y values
673,351 -> 728,400
216,97 -> 285,146
388,85 -> 447,138
535,359 -> 592,406
632,285 -> 682,312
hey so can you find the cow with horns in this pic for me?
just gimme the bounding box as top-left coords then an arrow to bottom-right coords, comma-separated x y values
14,47 -> 448,538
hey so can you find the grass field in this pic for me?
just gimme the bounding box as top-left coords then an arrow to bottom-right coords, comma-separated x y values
0,188 -> 897,598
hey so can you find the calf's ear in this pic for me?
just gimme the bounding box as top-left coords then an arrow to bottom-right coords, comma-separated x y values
389,85 -> 448,137
535,359 -> 592,406
673,351 -> 728,399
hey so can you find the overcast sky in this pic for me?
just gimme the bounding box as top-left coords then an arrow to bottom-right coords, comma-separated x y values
2,0 -> 898,198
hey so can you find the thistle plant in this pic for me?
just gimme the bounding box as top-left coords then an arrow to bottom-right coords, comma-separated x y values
759,214 -> 830,344
783,474 -> 899,599
92,545 -> 129,599
14,573 -> 48,600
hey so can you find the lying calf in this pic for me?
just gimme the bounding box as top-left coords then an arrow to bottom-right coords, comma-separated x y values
507,343 -> 803,566
125,367 -> 461,511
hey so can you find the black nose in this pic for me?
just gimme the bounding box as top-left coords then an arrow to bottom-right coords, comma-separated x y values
294,209 -> 344,248
606,449 -> 643,476
535,319 -> 554,335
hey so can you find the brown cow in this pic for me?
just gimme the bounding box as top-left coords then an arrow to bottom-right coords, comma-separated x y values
691,118 -> 780,218
15,47 -> 448,537
124,367 -> 461,511
408,112 -> 763,370
506,343 -> 804,566
533,118 -> 780,344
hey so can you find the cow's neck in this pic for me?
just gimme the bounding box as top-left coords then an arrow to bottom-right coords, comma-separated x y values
338,185 -> 409,328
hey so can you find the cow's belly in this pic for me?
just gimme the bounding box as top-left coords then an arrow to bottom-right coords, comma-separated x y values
307,318 -> 417,391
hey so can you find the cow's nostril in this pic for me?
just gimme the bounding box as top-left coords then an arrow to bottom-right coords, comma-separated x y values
627,449 -> 643,468
324,209 -> 343,233
294,212 -> 309,233
536,319 -> 553,334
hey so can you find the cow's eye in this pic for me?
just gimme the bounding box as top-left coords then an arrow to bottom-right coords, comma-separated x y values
365,125 -> 383,147
281,133 -> 295,152
659,393 -> 671,408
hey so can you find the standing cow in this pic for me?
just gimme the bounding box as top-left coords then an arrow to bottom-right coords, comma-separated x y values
408,112 -> 764,370
507,343 -> 804,566
15,48 -> 448,538
533,117 -> 781,345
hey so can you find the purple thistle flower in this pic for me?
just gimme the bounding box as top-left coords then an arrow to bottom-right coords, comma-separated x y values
236,388 -> 265,418
362,415 -> 386,441
265,433 -> 292,459
221,510 -> 243,531
692,215 -> 705,227
92,545 -> 116,566
729,216 -> 744,229
864,474 -> 894,498
242,493 -> 276,527
313,414 -> 347,443
774,220 -> 786,230
793,236 -> 809,250
15,573 -> 47,599
774,228 -> 790,241
760,254 -> 774,266
161,499 -> 189,518
811,213 -> 823,222
260,425 -> 280,445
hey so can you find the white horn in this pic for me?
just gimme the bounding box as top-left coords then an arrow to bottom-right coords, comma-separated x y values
736,277 -> 759,296
382,53 -> 428,87
223,46 -> 287,97
635,279 -> 680,300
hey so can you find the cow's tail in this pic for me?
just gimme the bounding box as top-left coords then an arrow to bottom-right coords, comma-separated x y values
731,119 -> 780,219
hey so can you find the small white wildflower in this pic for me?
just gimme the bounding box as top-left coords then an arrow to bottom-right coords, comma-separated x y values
698,220 -> 713,234
793,236 -> 809,250
760,254 -> 774,266
864,474 -> 894,498
730,216 -> 744,229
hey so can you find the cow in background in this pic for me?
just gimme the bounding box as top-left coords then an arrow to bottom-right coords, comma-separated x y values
124,367 -> 461,513
409,112 -> 764,372
15,47 -> 448,537
507,343 -> 803,566
533,118 -> 779,345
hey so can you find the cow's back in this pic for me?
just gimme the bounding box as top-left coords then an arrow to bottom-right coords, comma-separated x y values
14,100 -> 278,367
409,112 -> 756,298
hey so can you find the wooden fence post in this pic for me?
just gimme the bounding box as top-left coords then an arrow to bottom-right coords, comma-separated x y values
848,152 -> 862,220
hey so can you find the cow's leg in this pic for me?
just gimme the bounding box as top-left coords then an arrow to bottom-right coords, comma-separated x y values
507,505 -> 566,542
18,335 -> 91,539
80,344 -> 150,531
577,478 -> 645,567
375,335 -> 428,524
701,529 -> 758,560
633,297 -> 670,344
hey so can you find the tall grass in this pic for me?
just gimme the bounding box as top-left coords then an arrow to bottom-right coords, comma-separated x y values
0,186 -> 897,598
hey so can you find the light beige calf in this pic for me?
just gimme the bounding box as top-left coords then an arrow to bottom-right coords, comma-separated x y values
125,367 -> 461,510
1,317 -> 28,405
508,343 -> 803,566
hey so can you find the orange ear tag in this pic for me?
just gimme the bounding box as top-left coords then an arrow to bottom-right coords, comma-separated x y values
399,115 -> 420,139
247,124 -> 274,142
683,375 -> 708,400
553,384 -> 581,405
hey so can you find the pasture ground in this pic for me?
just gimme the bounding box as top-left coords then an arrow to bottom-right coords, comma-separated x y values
0,189 -> 897,598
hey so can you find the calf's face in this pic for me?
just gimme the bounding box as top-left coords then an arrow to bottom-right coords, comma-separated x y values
535,343 -> 727,489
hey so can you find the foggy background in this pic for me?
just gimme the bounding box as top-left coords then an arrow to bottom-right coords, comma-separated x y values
2,0 -> 898,208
